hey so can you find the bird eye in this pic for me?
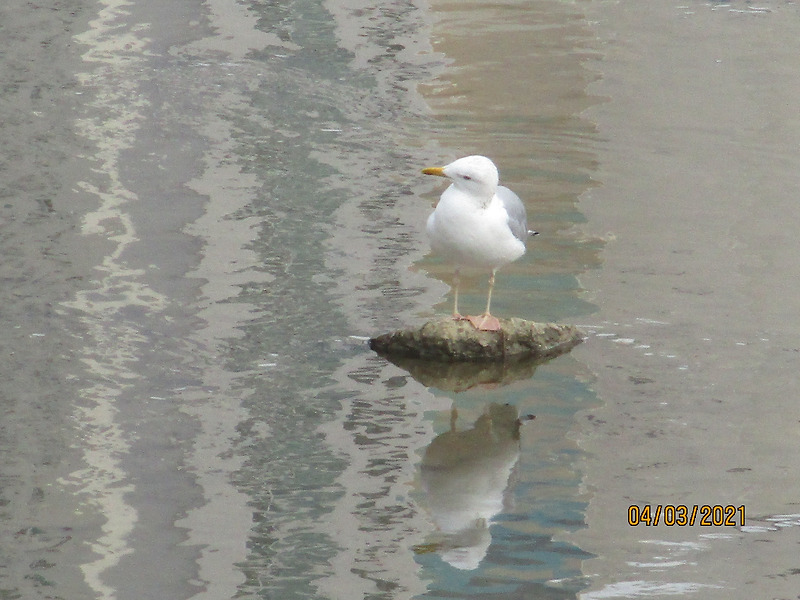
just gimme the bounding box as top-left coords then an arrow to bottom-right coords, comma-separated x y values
462,175 -> 472,181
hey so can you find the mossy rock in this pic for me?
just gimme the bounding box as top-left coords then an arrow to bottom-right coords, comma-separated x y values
369,317 -> 583,363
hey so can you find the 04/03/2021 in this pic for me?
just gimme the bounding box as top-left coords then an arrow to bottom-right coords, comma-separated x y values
628,504 -> 745,527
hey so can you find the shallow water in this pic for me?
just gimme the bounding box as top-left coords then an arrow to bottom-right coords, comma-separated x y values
573,2 -> 800,598
2,0 -> 800,599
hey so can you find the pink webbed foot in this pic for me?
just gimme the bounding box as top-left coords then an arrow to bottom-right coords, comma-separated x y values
466,314 -> 501,331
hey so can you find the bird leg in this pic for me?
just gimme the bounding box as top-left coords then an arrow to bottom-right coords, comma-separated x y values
485,269 -> 496,316
451,269 -> 468,321
466,269 -> 501,331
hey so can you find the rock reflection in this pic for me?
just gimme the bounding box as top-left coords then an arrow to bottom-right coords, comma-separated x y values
378,354 -> 542,392
415,403 -> 535,570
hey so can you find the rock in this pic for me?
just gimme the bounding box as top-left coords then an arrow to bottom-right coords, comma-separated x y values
369,316 -> 584,363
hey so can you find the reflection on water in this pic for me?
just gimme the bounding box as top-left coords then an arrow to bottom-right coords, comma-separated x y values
378,354 -> 542,392
31,0 -> 800,597
0,0 -> 601,598
407,362 -> 595,599
416,404 -> 535,570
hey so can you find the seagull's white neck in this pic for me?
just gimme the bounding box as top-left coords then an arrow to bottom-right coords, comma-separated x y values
449,180 -> 495,209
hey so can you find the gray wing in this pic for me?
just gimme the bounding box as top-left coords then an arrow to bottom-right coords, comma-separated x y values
497,185 -> 529,242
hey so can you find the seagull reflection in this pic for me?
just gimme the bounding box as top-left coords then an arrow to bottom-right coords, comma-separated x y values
416,403 -> 535,570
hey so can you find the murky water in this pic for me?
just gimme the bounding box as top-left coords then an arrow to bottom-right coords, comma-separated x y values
573,2 -> 800,598
2,0 -> 800,599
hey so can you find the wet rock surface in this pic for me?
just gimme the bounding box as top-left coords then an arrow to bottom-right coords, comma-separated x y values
369,317 -> 584,363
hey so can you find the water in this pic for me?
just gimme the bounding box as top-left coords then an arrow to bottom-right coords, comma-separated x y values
572,2 -> 800,598
2,0 -> 800,599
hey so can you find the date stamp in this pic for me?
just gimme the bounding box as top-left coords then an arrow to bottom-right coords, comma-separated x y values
628,504 -> 745,527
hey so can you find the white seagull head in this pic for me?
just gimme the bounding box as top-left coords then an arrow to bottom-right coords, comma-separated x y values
423,155 -> 499,200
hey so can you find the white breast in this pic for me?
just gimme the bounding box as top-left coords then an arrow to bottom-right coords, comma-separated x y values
427,187 -> 526,270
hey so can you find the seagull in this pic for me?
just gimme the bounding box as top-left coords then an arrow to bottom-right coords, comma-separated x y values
423,155 -> 536,331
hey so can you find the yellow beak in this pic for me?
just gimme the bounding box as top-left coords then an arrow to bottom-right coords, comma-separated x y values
421,166 -> 447,177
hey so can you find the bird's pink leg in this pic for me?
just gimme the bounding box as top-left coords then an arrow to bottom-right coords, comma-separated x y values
466,269 -> 501,331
